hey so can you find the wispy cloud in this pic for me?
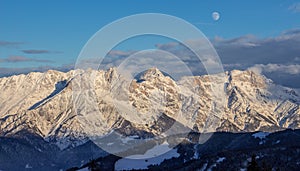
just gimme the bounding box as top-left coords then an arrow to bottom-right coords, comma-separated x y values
107,50 -> 136,57
289,3 -> 300,13
0,41 -> 24,48
22,49 -> 62,54
0,56 -> 53,63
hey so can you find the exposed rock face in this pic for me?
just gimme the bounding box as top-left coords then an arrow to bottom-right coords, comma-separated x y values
0,68 -> 299,149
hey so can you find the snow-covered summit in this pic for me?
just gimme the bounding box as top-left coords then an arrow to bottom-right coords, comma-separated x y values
0,68 -> 299,149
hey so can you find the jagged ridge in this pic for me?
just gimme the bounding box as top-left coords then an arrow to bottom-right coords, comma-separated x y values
0,68 -> 300,149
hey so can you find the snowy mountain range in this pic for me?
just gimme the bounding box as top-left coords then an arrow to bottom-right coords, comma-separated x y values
0,68 -> 300,151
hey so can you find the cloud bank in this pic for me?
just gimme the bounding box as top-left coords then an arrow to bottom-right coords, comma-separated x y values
249,64 -> 300,75
103,29 -> 300,87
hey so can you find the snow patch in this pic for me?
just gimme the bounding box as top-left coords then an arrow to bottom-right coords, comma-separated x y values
198,163 -> 208,171
77,167 -> 89,171
193,144 -> 199,159
207,163 -> 217,171
121,135 -> 139,144
216,157 -> 226,163
107,142 -> 114,146
115,141 -> 180,170
25,164 -> 32,169
252,132 -> 270,145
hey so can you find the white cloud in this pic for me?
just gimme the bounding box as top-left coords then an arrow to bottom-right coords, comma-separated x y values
249,64 -> 300,75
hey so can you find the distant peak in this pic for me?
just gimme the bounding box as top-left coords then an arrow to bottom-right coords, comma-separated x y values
45,69 -> 64,75
139,67 -> 164,80
227,69 -> 264,79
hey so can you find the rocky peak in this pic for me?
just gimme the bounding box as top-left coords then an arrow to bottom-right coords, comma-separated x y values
104,67 -> 118,83
226,69 -> 268,89
139,67 -> 165,81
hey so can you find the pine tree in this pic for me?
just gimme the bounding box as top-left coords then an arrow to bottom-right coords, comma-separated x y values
247,154 -> 259,171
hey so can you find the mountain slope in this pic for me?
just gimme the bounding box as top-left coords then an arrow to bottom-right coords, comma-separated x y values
0,68 -> 300,150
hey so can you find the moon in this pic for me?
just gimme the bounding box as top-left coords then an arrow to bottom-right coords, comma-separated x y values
212,12 -> 220,21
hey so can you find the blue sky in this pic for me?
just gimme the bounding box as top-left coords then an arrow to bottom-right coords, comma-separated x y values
1,0 -> 300,87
